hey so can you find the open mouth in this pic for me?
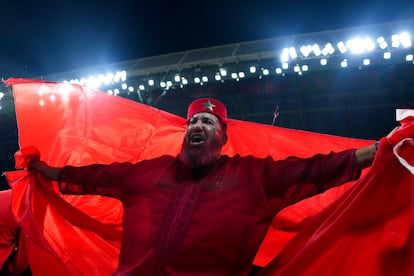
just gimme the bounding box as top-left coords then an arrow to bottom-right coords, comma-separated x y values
190,134 -> 205,145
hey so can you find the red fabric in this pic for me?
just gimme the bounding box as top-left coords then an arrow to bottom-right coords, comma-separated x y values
3,78 -> 374,274
0,190 -> 20,271
57,150 -> 358,275
0,189 -> 33,275
259,116 -> 414,276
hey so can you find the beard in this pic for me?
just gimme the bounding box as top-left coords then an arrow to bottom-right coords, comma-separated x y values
179,135 -> 223,168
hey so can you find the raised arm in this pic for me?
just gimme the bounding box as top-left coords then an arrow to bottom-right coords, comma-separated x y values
29,161 -> 62,181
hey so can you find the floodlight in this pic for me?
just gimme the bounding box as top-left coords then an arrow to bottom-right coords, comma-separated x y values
148,79 -> 155,86
312,44 -> 321,56
139,85 -> 145,90
238,72 -> 245,78
220,69 -> 227,76
281,48 -> 290,62
128,86 -> 134,92
262,69 -> 269,75
215,74 -> 221,81
249,66 -> 256,73
275,68 -> 282,74
302,65 -> 309,71
282,63 -> 288,69
363,59 -> 370,65
104,73 -> 113,84
346,38 -> 366,54
324,43 -> 335,55
160,81 -> 167,87
341,59 -> 348,68
406,54 -> 414,61
377,36 -> 388,49
86,76 -> 100,89
114,72 -> 122,83
202,76 -> 208,82
400,32 -> 412,48
379,41 -> 388,49
182,78 -> 188,85
294,65 -> 300,72
231,73 -> 238,79
364,38 -> 375,51
321,58 -> 328,65
391,34 -> 400,47
174,75 -> 180,82
194,77 -> 201,83
289,47 -> 297,59
121,71 -> 127,82
300,45 -> 312,57
337,41 -> 347,54
384,52 -> 391,59
121,83 -> 127,90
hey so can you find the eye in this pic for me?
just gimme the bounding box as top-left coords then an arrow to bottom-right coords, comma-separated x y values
189,117 -> 198,125
203,118 -> 214,125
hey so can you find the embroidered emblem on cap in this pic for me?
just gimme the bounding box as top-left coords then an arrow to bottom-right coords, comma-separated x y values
202,100 -> 216,111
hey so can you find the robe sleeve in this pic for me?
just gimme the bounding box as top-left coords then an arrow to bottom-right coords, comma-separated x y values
58,162 -> 137,200
263,149 -> 360,207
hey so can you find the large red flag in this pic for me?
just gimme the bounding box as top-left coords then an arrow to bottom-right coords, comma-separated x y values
260,111 -> 414,276
3,78 -> 373,275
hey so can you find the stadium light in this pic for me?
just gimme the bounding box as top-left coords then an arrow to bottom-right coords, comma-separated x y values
220,68 -> 227,76
399,32 -> 412,48
300,45 -> 312,57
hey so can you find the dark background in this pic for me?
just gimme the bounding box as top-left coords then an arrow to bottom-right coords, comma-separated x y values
1,0 -> 413,77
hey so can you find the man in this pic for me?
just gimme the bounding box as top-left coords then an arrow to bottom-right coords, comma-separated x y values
29,98 -> 377,275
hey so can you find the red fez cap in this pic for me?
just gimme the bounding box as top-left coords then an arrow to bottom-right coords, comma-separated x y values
187,98 -> 227,122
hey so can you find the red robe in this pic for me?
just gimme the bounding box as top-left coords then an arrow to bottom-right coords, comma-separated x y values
58,151 -> 358,275
8,78 -> 409,275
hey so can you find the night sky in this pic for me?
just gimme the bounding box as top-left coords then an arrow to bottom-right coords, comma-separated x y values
1,0 -> 413,78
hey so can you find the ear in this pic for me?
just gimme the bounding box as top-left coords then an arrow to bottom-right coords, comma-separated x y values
221,133 -> 228,145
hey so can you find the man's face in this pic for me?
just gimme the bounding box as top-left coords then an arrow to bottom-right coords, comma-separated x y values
180,112 -> 227,167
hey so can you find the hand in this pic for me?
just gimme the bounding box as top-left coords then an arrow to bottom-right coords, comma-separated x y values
354,143 -> 378,169
29,161 -> 61,181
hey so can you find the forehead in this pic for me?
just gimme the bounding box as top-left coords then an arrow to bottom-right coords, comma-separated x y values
190,112 -> 220,122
